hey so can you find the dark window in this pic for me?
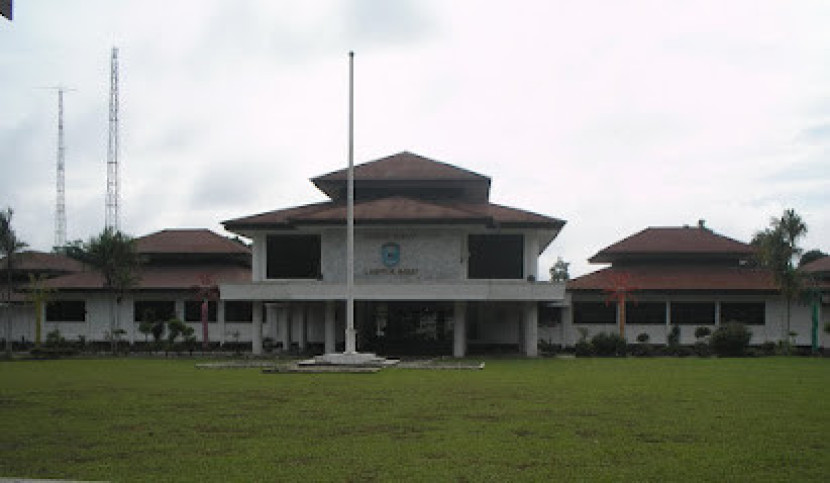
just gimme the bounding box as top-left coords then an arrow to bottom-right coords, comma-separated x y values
574,302 -> 616,324
134,301 -> 176,322
185,301 -> 217,322
670,302 -> 715,325
266,235 -> 321,279
468,234 -> 524,279
225,301 -> 253,323
627,302 -> 665,325
46,301 -> 85,322
720,302 -> 765,326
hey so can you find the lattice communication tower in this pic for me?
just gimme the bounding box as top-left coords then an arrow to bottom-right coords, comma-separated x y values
105,47 -> 120,231
54,88 -> 67,247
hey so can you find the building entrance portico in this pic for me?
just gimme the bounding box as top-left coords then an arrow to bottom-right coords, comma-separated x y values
358,301 -> 453,356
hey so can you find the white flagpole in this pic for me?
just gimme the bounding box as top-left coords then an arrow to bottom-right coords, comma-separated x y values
345,51 -> 356,354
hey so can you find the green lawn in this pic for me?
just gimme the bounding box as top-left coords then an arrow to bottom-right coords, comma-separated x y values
1,357 -> 828,482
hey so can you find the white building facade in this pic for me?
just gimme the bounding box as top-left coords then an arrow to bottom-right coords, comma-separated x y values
221,152 -> 567,357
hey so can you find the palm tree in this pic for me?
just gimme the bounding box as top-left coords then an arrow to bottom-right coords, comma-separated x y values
603,271 -> 638,340
192,273 -> 219,352
1,207 -> 28,357
25,274 -> 54,348
752,209 -> 808,343
68,228 -> 141,353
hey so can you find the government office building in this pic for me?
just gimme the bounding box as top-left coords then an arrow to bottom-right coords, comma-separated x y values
220,151 -> 567,357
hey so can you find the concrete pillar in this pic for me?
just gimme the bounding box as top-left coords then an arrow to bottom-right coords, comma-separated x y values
524,302 -> 538,357
252,234 -> 266,282
217,301 -> 226,345
278,304 -> 290,352
295,304 -> 307,352
251,302 -> 263,355
560,305 -> 570,347
174,300 -> 185,322
524,234 -> 539,280
453,301 -> 467,358
714,301 -> 721,327
324,301 -> 336,354
264,303 -> 278,350
123,300 -> 135,345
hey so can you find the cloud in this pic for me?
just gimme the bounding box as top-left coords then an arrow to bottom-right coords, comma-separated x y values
1,0 -> 828,276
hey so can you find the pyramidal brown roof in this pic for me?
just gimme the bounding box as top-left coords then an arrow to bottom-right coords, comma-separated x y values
313,151 -> 489,182
224,197 -> 564,230
568,265 -> 776,291
42,264 -> 251,291
0,251 -> 85,273
136,229 -> 250,255
589,227 -> 754,263
801,256 -> 830,274
311,152 -> 492,202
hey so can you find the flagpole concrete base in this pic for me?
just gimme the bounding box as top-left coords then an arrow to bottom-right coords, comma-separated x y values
299,352 -> 398,367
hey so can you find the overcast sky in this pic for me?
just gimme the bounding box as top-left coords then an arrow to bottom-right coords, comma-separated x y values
1,0 -> 828,277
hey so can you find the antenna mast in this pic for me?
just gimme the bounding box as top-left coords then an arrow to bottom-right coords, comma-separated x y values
105,47 -> 120,231
54,88 -> 67,248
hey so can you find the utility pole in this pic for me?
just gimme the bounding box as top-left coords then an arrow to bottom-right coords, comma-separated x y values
345,51 -> 356,354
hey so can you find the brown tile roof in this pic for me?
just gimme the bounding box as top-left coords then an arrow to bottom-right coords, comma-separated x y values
136,229 -> 250,255
568,265 -> 777,292
0,284 -> 26,303
224,197 -> 564,230
41,264 -> 251,291
801,256 -> 830,274
300,197 -> 489,224
313,151 -> 490,182
589,227 -> 754,263
0,251 -> 85,273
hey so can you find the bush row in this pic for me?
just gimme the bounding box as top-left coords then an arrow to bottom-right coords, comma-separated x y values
566,323 -> 780,358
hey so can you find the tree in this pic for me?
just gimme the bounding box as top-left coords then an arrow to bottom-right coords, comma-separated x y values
752,209 -> 808,343
25,274 -> 54,348
67,228 -> 141,353
603,272 -> 638,340
192,273 -> 219,351
550,257 -> 570,282
1,207 -> 27,357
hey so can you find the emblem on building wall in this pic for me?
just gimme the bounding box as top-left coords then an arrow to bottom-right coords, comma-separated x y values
381,242 -> 401,267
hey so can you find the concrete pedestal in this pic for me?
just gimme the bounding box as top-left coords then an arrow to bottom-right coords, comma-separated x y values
300,352 -> 398,367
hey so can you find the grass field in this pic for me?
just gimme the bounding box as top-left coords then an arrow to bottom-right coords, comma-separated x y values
1,357 -> 828,482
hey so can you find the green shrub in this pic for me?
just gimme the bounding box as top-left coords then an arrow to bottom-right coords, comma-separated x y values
694,326 -> 711,340
710,322 -> 752,357
636,332 -> 650,343
45,329 -> 66,348
537,339 -> 559,356
758,341 -> 777,356
667,325 -> 681,347
574,340 -> 593,357
630,343 -> 654,357
590,332 -> 626,357
29,347 -> 77,358
138,320 -> 154,344
693,341 -> 711,357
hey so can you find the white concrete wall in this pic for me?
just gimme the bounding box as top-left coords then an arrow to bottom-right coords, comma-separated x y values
2,305 -> 35,343
261,225 -> 544,284
322,227 -> 466,283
